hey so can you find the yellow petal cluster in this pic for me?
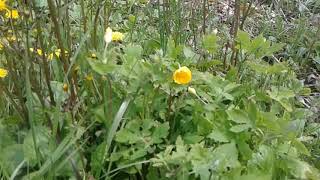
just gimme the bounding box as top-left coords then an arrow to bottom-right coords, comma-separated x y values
0,68 -> 8,78
112,32 -> 124,42
173,66 -> 192,85
63,83 -> 68,92
0,0 -> 8,11
5,9 -> 19,19
104,28 -> 124,43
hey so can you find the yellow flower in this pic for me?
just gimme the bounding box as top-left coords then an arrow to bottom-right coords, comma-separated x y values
54,49 -> 68,58
173,66 -> 192,85
47,53 -> 53,60
0,43 -> 3,50
0,68 -> 8,78
7,35 -> 16,42
0,0 -> 8,12
104,27 -> 124,43
112,32 -> 124,42
5,9 -> 19,19
55,49 -> 61,57
91,53 -> 97,58
63,83 -> 68,92
86,74 -> 93,81
37,49 -> 43,56
29,48 -> 34,52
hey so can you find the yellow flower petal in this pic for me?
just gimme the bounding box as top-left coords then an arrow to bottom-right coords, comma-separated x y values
0,43 -> 3,50
47,53 -> 53,60
91,53 -> 97,58
112,32 -> 124,42
63,83 -> 68,92
37,49 -> 43,56
5,9 -> 19,19
86,74 -> 93,81
0,68 -> 8,78
173,66 -> 192,85
55,49 -> 61,57
0,0 -> 8,12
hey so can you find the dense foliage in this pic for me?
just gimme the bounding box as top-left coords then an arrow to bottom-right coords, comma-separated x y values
0,0 -> 320,179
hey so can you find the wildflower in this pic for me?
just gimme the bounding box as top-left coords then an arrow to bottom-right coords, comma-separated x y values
173,66 -> 192,85
55,49 -> 61,57
104,28 -> 113,44
0,68 -> 8,78
0,43 -> 3,50
47,53 -> 54,60
104,27 -> 124,44
37,49 -> 43,56
86,74 -> 93,81
112,32 -> 124,42
54,49 -> 68,58
7,35 -> 16,42
29,48 -> 34,52
63,83 -> 68,92
188,87 -> 197,96
5,9 -> 19,19
91,53 -> 97,59
0,0 -> 8,12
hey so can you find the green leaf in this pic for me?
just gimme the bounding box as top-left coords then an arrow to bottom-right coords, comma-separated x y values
237,139 -> 253,160
230,124 -> 251,133
124,44 -> 143,61
248,145 -> 274,174
227,109 -> 250,124
207,130 -> 229,143
152,122 -> 169,144
292,139 -> 310,156
236,31 -> 251,50
202,34 -> 218,53
91,142 -> 107,177
167,39 -> 183,59
183,134 -> 204,144
23,127 -> 52,166
0,144 -> 24,174
284,157 -> 320,179
115,129 -> 140,144
211,143 -> 240,172
88,60 -> 116,75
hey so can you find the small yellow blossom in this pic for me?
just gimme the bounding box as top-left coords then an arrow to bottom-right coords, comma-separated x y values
173,66 -> 192,85
47,53 -> 54,60
86,74 -> 93,81
37,49 -> 43,56
112,32 -> 124,42
7,36 -> 16,42
104,28 -> 124,43
0,68 -> 8,78
54,49 -> 68,58
0,0 -> 8,12
5,9 -> 19,19
55,49 -> 61,57
63,83 -> 68,92
91,53 -> 97,58
29,48 -> 34,52
0,43 -> 3,50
